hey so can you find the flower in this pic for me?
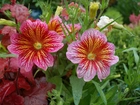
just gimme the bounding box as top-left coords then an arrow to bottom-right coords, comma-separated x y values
66,28 -> 119,81
10,4 -> 30,23
97,16 -> 114,32
67,23 -> 81,39
97,15 -> 124,33
8,19 -> 64,71
48,16 -> 65,37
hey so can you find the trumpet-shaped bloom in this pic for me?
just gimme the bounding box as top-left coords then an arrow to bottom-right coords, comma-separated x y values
66,28 -> 119,81
8,19 -> 64,71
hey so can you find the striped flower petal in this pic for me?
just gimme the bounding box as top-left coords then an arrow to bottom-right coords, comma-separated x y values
66,28 -> 119,81
8,19 -> 64,71
48,16 -> 64,37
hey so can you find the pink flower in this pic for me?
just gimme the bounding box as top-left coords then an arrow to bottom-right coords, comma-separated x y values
129,14 -> 140,24
66,28 -> 119,81
1,26 -> 16,36
1,26 -> 16,47
10,4 -> 30,23
8,19 -> 64,72
0,4 -> 11,12
67,23 -> 81,38
67,23 -> 81,33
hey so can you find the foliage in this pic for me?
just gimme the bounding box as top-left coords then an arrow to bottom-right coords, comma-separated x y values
103,7 -> 123,23
115,0 -> 140,24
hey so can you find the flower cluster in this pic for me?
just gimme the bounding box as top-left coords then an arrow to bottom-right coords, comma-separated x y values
0,1 -> 122,105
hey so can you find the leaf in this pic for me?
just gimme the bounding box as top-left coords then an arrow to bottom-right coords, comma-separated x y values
0,58 -> 8,79
18,77 -> 31,90
133,50 -> 139,65
0,81 -> 16,104
92,80 -> 107,105
101,80 -> 109,90
70,75 -> 85,105
122,47 -> 138,52
48,76 -> 62,93
3,93 -> 24,105
24,77 -> 55,105
0,53 -> 16,58
123,63 -> 128,74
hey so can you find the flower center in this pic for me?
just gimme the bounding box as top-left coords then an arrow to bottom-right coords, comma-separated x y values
87,53 -> 96,60
33,42 -> 42,50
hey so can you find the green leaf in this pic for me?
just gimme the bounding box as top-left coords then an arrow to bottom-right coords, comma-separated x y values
101,80 -> 109,90
0,53 -> 16,58
92,80 -> 107,105
48,76 -> 62,94
122,47 -> 138,52
123,63 -> 128,74
133,50 -> 139,65
70,75 -> 85,105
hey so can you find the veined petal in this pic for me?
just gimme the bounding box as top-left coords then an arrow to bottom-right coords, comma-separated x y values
18,54 -> 34,72
33,51 -> 54,70
8,34 -> 32,55
66,28 -> 119,82
98,43 -> 119,66
43,31 -> 64,52
81,28 -> 107,52
66,41 -> 86,64
20,19 -> 48,40
95,61 -> 110,81
8,19 -> 64,72
98,43 -> 115,55
48,16 -> 64,37
77,60 -> 96,81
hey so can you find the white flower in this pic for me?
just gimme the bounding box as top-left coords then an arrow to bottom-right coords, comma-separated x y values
97,16 -> 114,31
97,16 -> 124,32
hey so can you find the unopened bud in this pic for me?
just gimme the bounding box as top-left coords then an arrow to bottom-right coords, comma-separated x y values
89,2 -> 100,19
0,19 -> 16,26
55,6 -> 63,16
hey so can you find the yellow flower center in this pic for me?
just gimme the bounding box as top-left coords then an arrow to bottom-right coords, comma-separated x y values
87,53 -> 96,60
33,42 -> 42,50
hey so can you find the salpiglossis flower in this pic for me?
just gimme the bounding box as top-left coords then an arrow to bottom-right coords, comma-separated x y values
8,19 -> 64,71
66,28 -> 119,81
48,16 -> 65,37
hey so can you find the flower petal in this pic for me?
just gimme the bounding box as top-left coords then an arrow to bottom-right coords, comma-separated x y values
77,60 -> 96,81
43,31 -> 64,52
8,33 -> 32,55
98,43 -> 119,66
18,55 -> 34,72
20,19 -> 48,40
66,41 -> 85,64
96,61 -> 110,81
33,51 -> 54,70
48,16 -> 64,37
80,28 -> 107,52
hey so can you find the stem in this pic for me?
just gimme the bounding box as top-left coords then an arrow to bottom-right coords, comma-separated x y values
15,68 -> 20,95
33,69 -> 40,77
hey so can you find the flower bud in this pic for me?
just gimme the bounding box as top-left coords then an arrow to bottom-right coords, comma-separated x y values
0,19 -> 16,26
113,22 -> 124,29
89,2 -> 100,19
55,6 -> 63,16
